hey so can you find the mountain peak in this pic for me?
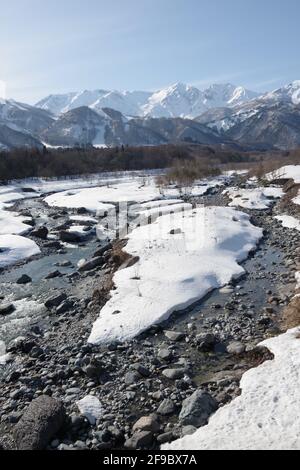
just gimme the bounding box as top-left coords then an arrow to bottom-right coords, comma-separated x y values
36,82 -> 260,119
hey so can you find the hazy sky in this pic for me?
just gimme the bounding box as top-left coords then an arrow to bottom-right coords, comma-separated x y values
1,0 -> 300,103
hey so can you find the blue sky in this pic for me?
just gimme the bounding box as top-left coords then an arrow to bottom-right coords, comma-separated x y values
1,0 -> 300,103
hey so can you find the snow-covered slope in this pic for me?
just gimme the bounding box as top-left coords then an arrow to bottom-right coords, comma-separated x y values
0,98 -> 53,135
263,80 -> 300,106
164,327 -> 300,450
36,83 -> 259,118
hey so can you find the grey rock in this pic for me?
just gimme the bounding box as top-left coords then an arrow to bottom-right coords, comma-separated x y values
179,390 -> 218,427
226,341 -> 246,355
31,226 -> 48,240
78,257 -> 104,272
45,293 -> 67,309
158,348 -> 173,361
16,274 -> 32,285
133,415 -> 160,433
125,371 -> 141,385
157,399 -> 176,416
162,368 -> 185,380
45,270 -> 62,280
125,431 -> 153,449
132,363 -> 150,377
0,303 -> 15,316
157,432 -> 174,444
14,396 -> 66,450
181,425 -> 197,437
164,330 -> 185,342
196,333 -> 216,352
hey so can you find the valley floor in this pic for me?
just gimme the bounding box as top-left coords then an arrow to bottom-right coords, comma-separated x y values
0,167 -> 299,450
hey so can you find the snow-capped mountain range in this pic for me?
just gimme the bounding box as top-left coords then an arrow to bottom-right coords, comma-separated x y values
1,80 -> 300,151
36,83 -> 259,119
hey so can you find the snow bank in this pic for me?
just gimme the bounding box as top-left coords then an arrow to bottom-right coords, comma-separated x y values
224,187 -> 283,210
44,175 -> 232,214
88,206 -> 262,345
45,188 -> 115,214
0,234 -> 40,268
164,327 -> 300,450
0,187 -> 40,266
266,165 -> 300,183
0,210 -> 33,236
275,215 -> 300,231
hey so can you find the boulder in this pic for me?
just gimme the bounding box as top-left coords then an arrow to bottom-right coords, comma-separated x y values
226,341 -> 246,355
59,231 -> 82,243
45,293 -> 67,309
14,396 -> 66,450
179,390 -> 218,427
16,274 -> 32,285
157,399 -> 176,416
0,303 -> 15,316
133,415 -> 160,433
31,226 -> 48,240
78,257 -> 103,272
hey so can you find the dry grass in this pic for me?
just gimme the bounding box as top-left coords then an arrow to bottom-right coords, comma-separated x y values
281,296 -> 300,330
156,158 -> 221,196
279,182 -> 300,212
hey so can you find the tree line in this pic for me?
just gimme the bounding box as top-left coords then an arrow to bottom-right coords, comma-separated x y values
0,144 -> 295,182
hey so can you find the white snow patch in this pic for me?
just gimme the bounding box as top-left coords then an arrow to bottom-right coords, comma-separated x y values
77,395 -> 103,425
224,187 -> 283,210
164,327 -> 300,450
275,215 -> 300,231
0,235 -> 40,268
88,206 -> 262,345
266,165 -> 300,184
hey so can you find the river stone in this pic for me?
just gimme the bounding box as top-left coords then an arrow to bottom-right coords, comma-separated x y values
0,303 -> 15,316
14,396 -> 66,450
125,431 -> 153,449
179,390 -> 218,427
133,415 -> 160,433
162,368 -> 185,380
124,371 -> 141,385
16,274 -> 32,285
227,341 -> 246,355
157,432 -> 174,444
196,333 -> 216,351
157,399 -> 176,416
164,331 -> 185,342
158,348 -> 173,361
45,270 -> 62,280
59,231 -> 82,243
45,293 -> 67,309
78,257 -> 104,272
31,226 -> 48,240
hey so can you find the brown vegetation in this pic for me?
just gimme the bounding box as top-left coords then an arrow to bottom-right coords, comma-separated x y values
281,296 -> 300,330
156,158 -> 221,196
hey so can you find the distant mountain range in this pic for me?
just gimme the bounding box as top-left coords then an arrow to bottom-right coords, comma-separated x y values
1,81 -> 300,151
36,83 -> 259,119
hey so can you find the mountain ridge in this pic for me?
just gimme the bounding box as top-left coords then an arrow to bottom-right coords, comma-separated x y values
35,82 -> 260,119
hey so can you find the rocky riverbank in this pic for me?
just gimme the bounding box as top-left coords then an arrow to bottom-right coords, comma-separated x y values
0,178 -> 299,451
